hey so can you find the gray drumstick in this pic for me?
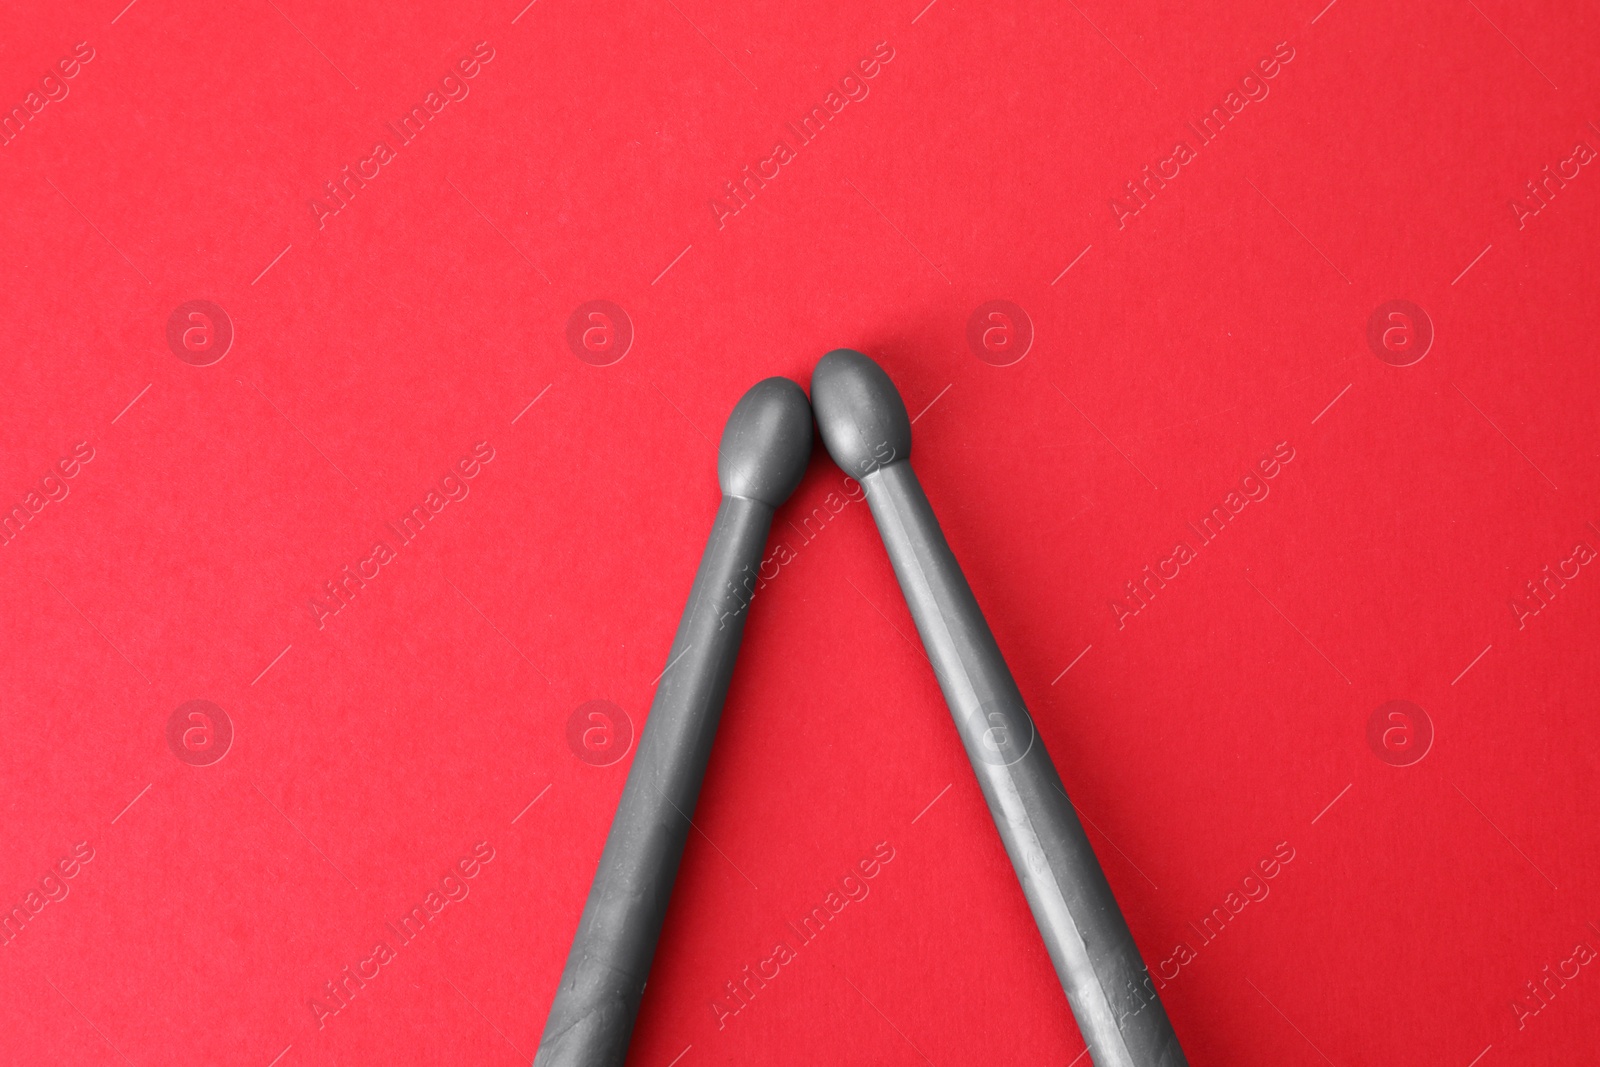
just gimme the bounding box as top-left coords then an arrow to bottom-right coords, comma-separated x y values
534,378 -> 813,1067
810,350 -> 1187,1067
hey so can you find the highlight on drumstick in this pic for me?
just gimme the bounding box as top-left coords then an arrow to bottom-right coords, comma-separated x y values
810,349 -> 1188,1067
534,377 -> 813,1067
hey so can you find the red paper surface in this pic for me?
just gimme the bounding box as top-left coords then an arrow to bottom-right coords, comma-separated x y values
3,1 -> 1598,1064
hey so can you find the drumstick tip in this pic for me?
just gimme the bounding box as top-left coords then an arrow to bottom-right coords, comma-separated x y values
810,348 -> 912,478
717,376 -> 814,506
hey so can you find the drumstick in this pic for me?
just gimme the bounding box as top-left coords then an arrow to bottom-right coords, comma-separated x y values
534,377 -> 813,1067
810,350 -> 1187,1067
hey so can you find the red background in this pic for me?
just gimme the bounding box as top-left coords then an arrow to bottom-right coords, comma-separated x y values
3,0 -> 1598,1064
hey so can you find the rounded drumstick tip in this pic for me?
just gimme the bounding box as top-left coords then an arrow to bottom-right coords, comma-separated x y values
717,377 -> 814,506
810,348 -> 912,478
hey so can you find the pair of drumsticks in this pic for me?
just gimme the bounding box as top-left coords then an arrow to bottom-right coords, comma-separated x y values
534,351 -> 1188,1067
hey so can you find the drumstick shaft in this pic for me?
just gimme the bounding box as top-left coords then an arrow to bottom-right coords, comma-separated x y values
535,378 -> 812,1067
536,499 -> 773,1066
863,463 -> 1185,1067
